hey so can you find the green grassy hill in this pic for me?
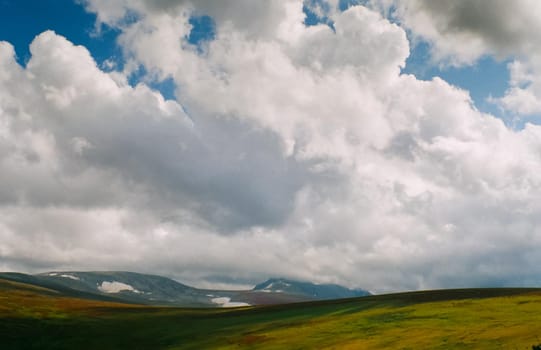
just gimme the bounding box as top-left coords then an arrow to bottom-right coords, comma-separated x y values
2,276 -> 541,349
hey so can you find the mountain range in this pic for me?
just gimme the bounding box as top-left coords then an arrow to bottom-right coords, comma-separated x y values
0,271 -> 370,307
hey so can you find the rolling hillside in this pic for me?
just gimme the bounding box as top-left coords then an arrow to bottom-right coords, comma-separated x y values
2,275 -> 541,349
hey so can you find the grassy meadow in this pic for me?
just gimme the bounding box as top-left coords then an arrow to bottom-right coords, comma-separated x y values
2,277 -> 541,349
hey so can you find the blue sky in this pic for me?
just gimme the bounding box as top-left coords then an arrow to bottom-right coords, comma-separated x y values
403,43 -> 510,119
3,0 -> 541,292
0,0 -> 120,66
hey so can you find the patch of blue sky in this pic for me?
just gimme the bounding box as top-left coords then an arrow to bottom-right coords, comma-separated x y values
303,0 -> 364,25
303,0 -> 334,28
149,77 -> 177,101
338,0 -> 364,11
0,0 -> 121,68
402,40 -> 518,126
124,14 -> 216,101
128,64 -> 176,101
303,4 -> 323,26
187,15 -> 216,47
125,14 -> 217,101
511,115 -> 541,130
0,0 -> 177,100
127,64 -> 147,89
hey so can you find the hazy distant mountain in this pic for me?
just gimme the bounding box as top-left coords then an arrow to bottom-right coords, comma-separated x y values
253,278 -> 370,299
36,271 -> 212,306
0,271 -> 370,307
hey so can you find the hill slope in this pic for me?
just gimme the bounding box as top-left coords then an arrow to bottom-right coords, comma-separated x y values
2,276 -> 541,349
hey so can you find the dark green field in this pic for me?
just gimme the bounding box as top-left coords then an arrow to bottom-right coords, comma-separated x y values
2,277 -> 541,349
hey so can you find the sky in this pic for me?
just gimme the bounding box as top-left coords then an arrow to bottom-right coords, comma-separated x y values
1,0 -> 541,292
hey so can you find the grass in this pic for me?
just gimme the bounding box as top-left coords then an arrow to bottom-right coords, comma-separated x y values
1,277 -> 541,349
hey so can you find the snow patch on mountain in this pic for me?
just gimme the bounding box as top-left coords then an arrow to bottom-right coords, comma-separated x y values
97,281 -> 141,294
59,274 -> 80,280
211,297 -> 250,308
260,281 -> 289,292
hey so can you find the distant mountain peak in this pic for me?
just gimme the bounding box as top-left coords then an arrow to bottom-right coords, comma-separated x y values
254,278 -> 293,292
253,278 -> 370,299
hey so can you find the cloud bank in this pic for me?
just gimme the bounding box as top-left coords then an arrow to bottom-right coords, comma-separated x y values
1,1 -> 541,292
